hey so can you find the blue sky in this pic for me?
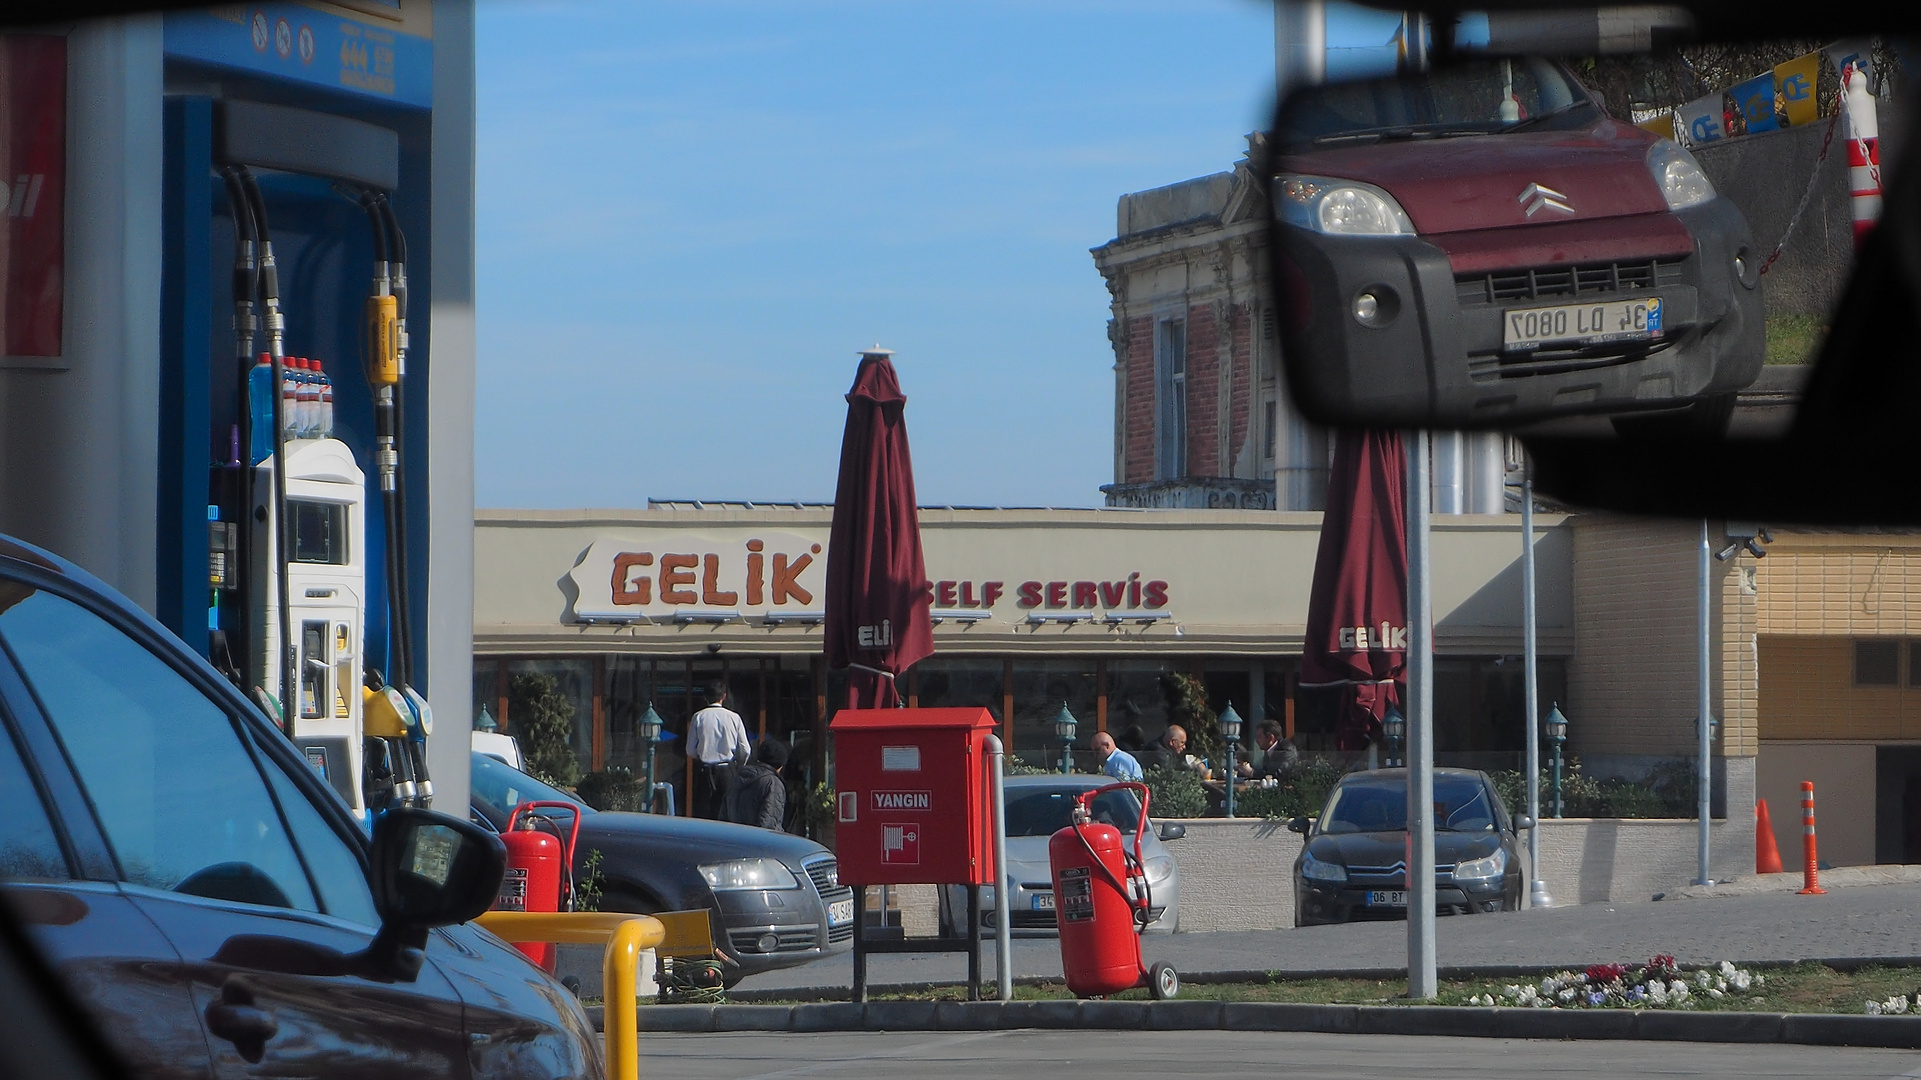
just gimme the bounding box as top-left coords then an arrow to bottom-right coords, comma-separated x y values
474,0 -> 1277,509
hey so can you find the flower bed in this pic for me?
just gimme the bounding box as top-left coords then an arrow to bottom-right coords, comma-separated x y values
1464,957 -> 1764,1010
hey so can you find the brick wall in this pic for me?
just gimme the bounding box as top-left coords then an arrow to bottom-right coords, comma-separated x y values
1185,303 -> 1220,475
1227,302 -> 1252,477
1122,315 -> 1154,483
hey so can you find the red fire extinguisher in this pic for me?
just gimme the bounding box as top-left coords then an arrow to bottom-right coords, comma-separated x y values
1047,781 -> 1178,1000
494,801 -> 581,972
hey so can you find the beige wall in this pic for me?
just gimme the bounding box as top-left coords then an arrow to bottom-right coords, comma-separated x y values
1568,516 -> 1757,758
1757,741 -> 1877,867
474,507 -> 1573,659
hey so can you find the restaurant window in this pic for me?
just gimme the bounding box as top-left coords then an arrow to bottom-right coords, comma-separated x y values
1857,640 -> 1900,687
912,658 -> 1004,716
1155,316 -> 1186,480
473,657 -> 501,733
1011,659 -> 1097,771
1292,656 -> 1566,770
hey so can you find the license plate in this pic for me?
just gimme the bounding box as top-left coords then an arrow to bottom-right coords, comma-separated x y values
827,898 -> 854,926
1504,297 -> 1662,350
1032,892 -> 1055,911
1366,890 -> 1408,907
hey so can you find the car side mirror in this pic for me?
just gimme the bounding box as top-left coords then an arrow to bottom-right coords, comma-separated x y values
363,808 -> 506,980
1157,821 -> 1186,842
1287,817 -> 1311,834
1513,815 -> 1537,831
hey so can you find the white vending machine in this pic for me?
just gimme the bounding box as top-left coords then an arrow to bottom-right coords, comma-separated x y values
253,437 -> 367,815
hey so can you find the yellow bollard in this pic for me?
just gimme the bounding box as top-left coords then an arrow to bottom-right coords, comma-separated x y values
475,911 -> 664,1080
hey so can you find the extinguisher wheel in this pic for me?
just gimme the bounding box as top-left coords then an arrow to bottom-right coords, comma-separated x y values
1149,961 -> 1179,1001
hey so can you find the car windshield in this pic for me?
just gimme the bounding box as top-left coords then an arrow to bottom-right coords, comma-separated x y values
469,752 -> 589,820
1282,58 -> 1591,148
1005,787 -> 1143,838
1318,775 -> 1498,834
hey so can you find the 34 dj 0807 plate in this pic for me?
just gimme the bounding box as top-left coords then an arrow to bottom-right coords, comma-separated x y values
1504,297 -> 1663,350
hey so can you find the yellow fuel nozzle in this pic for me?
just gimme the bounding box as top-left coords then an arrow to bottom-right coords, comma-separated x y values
363,294 -> 399,387
362,683 -> 411,738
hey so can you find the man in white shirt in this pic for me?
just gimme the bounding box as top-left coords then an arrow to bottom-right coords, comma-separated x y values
687,680 -> 749,819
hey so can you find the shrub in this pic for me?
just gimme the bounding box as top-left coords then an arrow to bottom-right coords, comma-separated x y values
1143,763 -> 1207,819
1232,757 -> 1344,820
576,768 -> 643,812
1490,757 -> 1701,819
511,671 -> 579,788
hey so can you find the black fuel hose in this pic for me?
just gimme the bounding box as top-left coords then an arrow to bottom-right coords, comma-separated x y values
238,167 -> 296,733
219,167 -> 258,684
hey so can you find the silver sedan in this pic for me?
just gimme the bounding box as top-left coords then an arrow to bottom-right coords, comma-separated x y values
940,774 -> 1184,936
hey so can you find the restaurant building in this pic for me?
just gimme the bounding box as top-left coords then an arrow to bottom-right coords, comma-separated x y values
474,503 -> 1574,799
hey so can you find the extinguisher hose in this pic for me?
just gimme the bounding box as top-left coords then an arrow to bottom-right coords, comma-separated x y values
219,167 -> 258,686
1074,782 -> 1156,932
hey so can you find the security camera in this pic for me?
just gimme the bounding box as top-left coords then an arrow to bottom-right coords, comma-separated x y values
1715,542 -> 1740,561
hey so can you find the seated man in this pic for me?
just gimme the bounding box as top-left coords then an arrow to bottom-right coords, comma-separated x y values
1154,724 -> 1210,780
1238,720 -> 1299,782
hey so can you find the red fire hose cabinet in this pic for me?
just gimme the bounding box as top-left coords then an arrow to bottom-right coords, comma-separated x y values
831,707 -> 1001,1001
831,707 -> 997,887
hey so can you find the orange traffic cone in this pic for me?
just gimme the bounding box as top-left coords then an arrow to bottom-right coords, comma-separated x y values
1756,798 -> 1785,875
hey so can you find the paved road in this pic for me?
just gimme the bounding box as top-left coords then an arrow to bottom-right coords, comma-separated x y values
644,1029 -> 1921,1079
735,882 -> 1921,992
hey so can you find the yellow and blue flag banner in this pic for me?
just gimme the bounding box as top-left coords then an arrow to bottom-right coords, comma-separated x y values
1731,72 -> 1778,134
1775,53 -> 1820,127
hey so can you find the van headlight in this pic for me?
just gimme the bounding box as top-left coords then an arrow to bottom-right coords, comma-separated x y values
1453,848 -> 1508,882
1646,140 -> 1716,210
1275,175 -> 1415,236
1300,850 -> 1348,883
699,858 -> 799,891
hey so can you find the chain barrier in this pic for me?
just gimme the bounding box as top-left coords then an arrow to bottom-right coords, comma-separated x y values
1757,83 -> 1847,277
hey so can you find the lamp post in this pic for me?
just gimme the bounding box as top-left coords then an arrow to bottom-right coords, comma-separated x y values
475,704 -> 497,733
1382,704 -> 1406,768
1545,703 -> 1568,819
638,702 -> 664,814
1052,702 -> 1078,775
1219,702 -> 1243,819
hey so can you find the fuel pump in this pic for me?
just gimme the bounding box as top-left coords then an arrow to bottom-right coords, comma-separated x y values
206,102 -> 431,817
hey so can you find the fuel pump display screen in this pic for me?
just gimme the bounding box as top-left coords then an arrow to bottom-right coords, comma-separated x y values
289,499 -> 347,564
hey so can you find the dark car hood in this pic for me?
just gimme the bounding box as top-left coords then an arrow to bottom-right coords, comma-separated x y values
577,812 -> 831,868
1306,830 -> 1501,867
1281,119 -> 1668,235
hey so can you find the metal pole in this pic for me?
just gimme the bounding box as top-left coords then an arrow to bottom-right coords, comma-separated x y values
1406,430 -> 1436,999
1224,737 -> 1238,819
1521,460 -> 1551,908
1697,519 -> 1713,886
986,733 -> 1013,1001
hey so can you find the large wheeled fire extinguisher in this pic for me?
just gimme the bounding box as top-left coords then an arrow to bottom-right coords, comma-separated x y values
494,801 -> 581,972
1047,781 -> 1178,1000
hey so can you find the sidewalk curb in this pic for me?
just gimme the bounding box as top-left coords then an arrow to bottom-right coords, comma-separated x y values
612,1001 -> 1921,1047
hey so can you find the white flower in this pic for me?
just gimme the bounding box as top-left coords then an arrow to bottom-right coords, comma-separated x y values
1558,988 -> 1577,1002
1707,988 -> 1724,999
1755,974 -> 1767,986
1867,1001 -> 1883,1016
1695,970 -> 1713,988
1714,978 -> 1728,992
1730,972 -> 1752,992
1719,960 -> 1737,977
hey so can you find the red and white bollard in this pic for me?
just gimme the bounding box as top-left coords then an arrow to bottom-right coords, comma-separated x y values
1845,64 -> 1881,249
1798,781 -> 1826,896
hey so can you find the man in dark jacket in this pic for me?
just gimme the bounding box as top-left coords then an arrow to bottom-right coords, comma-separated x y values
725,738 -> 789,832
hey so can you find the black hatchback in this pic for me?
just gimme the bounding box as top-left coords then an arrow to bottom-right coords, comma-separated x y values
0,536 -> 604,1079
1289,768 -> 1529,927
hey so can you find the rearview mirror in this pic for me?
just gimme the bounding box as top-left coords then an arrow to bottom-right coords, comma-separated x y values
1287,816 -> 1312,834
1514,814 -> 1537,830
1263,12 -> 1881,448
362,807 -> 505,979
1157,821 -> 1186,842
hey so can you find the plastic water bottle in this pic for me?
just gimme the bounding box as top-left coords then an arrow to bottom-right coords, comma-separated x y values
248,353 -> 275,464
280,357 -> 298,442
299,358 -> 320,437
316,359 -> 334,438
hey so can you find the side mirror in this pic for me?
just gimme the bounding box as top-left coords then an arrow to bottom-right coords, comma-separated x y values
363,808 -> 506,979
1513,815 -> 1537,831
1287,817 -> 1311,834
1157,821 -> 1186,842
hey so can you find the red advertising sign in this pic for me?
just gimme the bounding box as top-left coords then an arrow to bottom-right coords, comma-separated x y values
1,36 -> 64,358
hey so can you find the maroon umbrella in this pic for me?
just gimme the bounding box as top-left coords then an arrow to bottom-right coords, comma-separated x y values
824,348 -> 935,709
1300,429 -> 1408,752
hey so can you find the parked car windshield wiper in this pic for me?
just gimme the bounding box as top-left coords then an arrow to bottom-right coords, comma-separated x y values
1313,124 -> 1497,145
